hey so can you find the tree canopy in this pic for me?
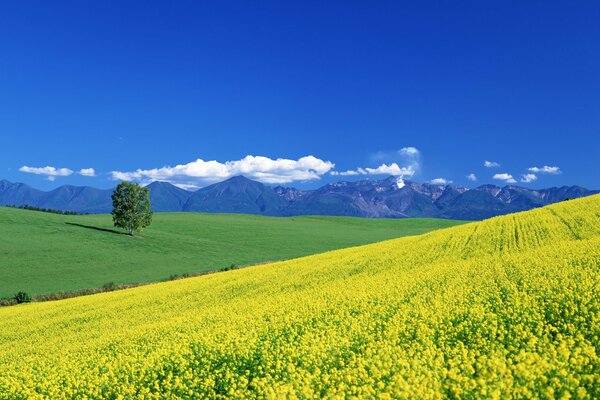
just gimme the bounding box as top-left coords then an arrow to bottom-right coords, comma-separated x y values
111,182 -> 153,236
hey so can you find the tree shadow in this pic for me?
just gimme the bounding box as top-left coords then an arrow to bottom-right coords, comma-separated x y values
65,222 -> 126,235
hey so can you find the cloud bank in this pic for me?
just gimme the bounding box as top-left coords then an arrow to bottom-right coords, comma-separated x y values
19,166 -> 74,181
19,165 -> 97,181
111,155 -> 335,188
528,165 -> 561,174
332,147 -> 420,179
331,164 -> 416,177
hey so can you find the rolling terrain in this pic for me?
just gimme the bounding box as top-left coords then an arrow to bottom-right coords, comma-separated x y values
0,206 -> 462,298
0,195 -> 598,398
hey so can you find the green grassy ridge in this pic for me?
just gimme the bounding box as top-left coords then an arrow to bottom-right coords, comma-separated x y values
0,207 -> 464,297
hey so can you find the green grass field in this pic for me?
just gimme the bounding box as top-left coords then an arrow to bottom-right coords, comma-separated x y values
0,207 -> 464,297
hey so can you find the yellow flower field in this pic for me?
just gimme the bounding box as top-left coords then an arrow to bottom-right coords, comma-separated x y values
1,195 -> 599,399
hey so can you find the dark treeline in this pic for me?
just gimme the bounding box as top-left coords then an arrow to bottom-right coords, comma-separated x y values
5,204 -> 86,215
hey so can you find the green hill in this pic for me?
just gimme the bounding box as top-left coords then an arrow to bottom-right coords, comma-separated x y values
0,206 -> 463,297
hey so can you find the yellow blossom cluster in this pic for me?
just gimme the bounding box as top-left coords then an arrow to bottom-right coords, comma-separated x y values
0,195 -> 599,399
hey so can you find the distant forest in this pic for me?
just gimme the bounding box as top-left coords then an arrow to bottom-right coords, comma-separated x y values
5,204 -> 85,215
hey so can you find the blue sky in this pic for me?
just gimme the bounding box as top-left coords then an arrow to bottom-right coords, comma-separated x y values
1,1 -> 599,190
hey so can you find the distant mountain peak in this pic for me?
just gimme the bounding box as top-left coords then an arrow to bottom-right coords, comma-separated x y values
147,181 -> 173,186
0,177 -> 596,219
224,175 -> 254,183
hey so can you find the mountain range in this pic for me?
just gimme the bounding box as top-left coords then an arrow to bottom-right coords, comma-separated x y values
0,176 -> 597,220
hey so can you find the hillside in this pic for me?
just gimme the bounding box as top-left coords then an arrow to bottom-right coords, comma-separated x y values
1,177 -> 596,219
0,207 -> 461,297
0,195 -> 598,398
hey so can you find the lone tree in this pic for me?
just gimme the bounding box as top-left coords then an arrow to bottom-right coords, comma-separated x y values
111,182 -> 153,236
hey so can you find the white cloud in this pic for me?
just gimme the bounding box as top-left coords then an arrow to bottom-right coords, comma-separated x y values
79,168 -> 96,177
399,146 -> 419,156
111,155 -> 335,187
19,165 -> 96,180
372,146 -> 420,161
528,165 -> 561,174
19,165 -> 74,181
330,171 -> 350,176
429,178 -> 452,185
336,147 -> 421,179
466,173 -> 477,182
331,163 -> 415,178
484,160 -> 500,168
521,173 -> 538,183
493,173 -> 517,184
330,169 -> 365,176
365,163 -> 415,176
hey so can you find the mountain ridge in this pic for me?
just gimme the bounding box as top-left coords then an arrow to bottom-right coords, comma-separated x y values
0,177 -> 596,220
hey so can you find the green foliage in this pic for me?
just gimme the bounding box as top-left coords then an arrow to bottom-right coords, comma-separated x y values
102,282 -> 117,291
220,264 -> 237,272
168,272 -> 192,281
13,291 -> 31,304
111,182 -> 153,235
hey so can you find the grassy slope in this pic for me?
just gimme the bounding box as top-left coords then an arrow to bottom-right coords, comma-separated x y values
0,207 -> 462,297
0,196 -> 598,398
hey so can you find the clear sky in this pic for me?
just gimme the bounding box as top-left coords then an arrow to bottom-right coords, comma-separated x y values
1,1 -> 599,190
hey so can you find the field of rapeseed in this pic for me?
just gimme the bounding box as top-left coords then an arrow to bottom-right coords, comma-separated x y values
0,195 -> 599,399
